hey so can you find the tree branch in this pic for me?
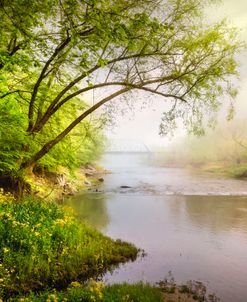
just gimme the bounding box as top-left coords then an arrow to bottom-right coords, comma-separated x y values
34,48 -> 177,124
21,87 -> 130,169
0,90 -> 31,99
27,36 -> 71,131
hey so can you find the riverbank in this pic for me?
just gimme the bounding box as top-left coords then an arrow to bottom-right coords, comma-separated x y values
24,164 -> 106,201
9,283 -> 164,301
0,193 -> 138,300
158,159 -> 247,180
9,278 -> 220,302
199,162 -> 247,179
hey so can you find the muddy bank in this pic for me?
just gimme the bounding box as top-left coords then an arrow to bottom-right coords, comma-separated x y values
19,163 -> 107,201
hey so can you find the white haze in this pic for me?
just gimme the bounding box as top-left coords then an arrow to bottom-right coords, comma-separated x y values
103,0 -> 247,150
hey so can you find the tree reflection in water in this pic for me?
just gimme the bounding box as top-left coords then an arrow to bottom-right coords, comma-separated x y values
65,193 -> 110,231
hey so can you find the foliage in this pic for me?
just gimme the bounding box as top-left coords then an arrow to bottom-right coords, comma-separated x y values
0,84 -> 104,177
10,282 -> 163,302
0,0 -> 243,174
0,96 -> 26,174
0,197 -> 138,298
31,97 -> 105,171
0,0 -> 57,71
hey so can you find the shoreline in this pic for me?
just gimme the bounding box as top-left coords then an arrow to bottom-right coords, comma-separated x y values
158,160 -> 247,180
23,163 -> 107,202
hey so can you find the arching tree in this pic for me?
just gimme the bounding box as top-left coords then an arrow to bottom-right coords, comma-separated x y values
0,0 -> 243,174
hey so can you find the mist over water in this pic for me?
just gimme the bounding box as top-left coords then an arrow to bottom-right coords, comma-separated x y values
66,153 -> 247,302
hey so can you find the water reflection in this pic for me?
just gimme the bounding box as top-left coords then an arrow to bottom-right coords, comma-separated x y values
181,196 -> 247,234
100,194 -> 247,302
65,193 -> 109,231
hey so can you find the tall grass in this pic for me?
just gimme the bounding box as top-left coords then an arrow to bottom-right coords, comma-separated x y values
11,282 -> 163,302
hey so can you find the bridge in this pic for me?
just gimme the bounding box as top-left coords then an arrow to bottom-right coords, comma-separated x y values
105,139 -> 153,154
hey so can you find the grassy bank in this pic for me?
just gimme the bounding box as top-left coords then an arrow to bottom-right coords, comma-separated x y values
200,162 -> 247,178
10,280 -> 220,302
0,194 -> 138,300
157,155 -> 247,179
11,282 -> 163,302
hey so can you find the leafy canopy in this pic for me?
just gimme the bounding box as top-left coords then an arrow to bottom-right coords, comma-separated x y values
0,0 -> 243,170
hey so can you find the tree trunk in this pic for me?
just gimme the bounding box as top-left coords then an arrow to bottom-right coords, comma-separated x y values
20,87 -> 130,171
0,175 -> 31,198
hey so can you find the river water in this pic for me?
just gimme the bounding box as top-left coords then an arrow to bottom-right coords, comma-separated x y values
65,153 -> 247,302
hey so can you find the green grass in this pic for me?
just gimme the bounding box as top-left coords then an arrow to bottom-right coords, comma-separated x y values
10,282 -> 163,302
0,196 -> 138,299
224,164 -> 247,178
201,162 -> 247,178
102,283 -> 163,302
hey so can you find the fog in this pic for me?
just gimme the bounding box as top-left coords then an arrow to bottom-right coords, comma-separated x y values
105,0 -> 247,156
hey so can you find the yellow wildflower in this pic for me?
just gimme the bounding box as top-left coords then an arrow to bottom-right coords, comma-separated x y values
70,281 -> 81,288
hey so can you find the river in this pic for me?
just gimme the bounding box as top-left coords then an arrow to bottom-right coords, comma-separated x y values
65,153 -> 247,302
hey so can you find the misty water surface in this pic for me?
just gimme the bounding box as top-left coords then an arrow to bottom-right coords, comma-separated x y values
65,153 -> 247,302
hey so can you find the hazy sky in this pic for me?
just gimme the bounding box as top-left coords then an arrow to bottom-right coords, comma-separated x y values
105,0 -> 247,148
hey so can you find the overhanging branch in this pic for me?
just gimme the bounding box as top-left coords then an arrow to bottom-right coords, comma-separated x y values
21,87 -> 130,169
